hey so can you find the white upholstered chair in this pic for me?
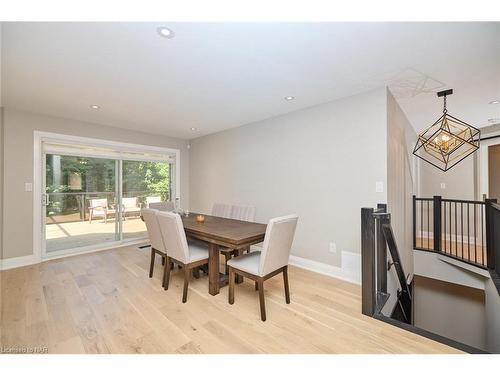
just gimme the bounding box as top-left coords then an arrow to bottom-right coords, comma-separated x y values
149,201 -> 175,212
141,208 -> 168,282
231,205 -> 256,222
156,211 -> 209,303
212,203 -> 233,218
227,214 -> 298,321
146,196 -> 162,207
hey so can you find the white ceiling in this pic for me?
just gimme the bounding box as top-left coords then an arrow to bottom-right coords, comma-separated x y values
1,22 -> 499,139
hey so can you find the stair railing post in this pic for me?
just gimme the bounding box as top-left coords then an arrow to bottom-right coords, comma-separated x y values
361,207 -> 376,316
485,198 -> 497,269
433,196 -> 442,253
376,204 -> 388,294
412,195 -> 417,249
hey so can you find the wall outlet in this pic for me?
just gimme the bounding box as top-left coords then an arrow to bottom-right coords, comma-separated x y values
375,181 -> 384,193
329,242 -> 337,254
440,182 -> 446,190
25,182 -> 33,192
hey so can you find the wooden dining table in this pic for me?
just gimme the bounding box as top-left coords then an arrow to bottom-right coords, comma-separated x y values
181,213 -> 267,296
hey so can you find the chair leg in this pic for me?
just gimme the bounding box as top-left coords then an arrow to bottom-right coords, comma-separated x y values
258,280 -> 266,321
182,267 -> 190,303
228,267 -> 235,304
283,266 -> 290,304
149,248 -> 155,278
163,257 -> 171,290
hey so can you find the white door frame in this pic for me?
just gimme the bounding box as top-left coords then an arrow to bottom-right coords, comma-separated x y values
479,133 -> 500,199
33,131 -> 181,261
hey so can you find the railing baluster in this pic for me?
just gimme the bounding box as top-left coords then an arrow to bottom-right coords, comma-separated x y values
427,200 -> 430,249
450,201 -> 453,255
421,199 -> 423,248
455,202 -> 458,257
467,203 -> 470,261
481,204 -> 484,266
461,202 -> 464,259
474,203 -> 477,264
443,201 -> 447,253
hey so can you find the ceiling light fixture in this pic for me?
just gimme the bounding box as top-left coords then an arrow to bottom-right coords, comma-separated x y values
90,105 -> 100,110
157,27 -> 175,39
413,89 -> 480,172
284,96 -> 295,101
190,127 -> 198,131
489,100 -> 500,105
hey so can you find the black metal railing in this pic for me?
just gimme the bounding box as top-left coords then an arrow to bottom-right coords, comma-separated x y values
486,203 -> 500,284
361,205 -> 412,323
413,195 -> 497,269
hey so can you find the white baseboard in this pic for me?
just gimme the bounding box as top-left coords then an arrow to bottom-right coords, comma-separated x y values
0,254 -> 40,271
1,239 -> 148,271
289,253 -> 361,285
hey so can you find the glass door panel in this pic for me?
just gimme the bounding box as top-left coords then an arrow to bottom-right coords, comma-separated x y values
44,154 -> 119,252
121,160 -> 171,240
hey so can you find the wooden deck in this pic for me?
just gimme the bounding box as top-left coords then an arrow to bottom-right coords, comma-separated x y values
0,245 -> 461,354
46,217 -> 147,252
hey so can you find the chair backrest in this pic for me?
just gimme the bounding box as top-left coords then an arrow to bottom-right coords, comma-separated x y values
141,208 -> 165,253
231,205 -> 255,222
156,211 -> 190,263
149,201 -> 175,211
122,197 -> 138,208
146,196 -> 161,207
90,198 -> 108,209
259,215 -> 299,276
212,203 -> 232,218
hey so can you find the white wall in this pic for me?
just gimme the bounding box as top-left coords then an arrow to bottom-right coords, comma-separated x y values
0,108 -> 3,264
419,156 -> 476,200
189,88 -> 388,269
485,277 -> 500,353
413,275 -> 486,351
1,108 -> 190,260
385,89 -> 417,313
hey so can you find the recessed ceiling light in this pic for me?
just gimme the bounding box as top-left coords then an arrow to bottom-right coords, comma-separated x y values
190,127 -> 198,131
489,100 -> 500,105
157,27 -> 175,39
284,96 -> 295,101
488,118 -> 500,123
90,105 -> 100,110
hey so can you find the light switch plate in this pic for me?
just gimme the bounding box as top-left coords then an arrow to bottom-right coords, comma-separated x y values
375,181 -> 384,193
440,182 -> 446,189
25,182 -> 33,192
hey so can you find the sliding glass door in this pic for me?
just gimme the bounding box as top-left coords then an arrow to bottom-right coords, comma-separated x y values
122,160 -> 171,240
44,154 -> 119,253
40,137 -> 176,257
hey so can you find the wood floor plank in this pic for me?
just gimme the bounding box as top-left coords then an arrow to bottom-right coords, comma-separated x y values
0,245 -> 463,354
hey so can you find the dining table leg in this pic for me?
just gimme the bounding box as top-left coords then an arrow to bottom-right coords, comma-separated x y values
208,243 -> 220,295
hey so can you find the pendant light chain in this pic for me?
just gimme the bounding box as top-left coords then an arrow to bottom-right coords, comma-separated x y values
443,94 -> 447,114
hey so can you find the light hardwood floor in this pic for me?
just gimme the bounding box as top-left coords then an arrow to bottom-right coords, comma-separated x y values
0,245 -> 461,354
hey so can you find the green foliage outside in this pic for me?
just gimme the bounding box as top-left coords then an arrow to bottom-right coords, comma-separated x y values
46,155 -> 170,217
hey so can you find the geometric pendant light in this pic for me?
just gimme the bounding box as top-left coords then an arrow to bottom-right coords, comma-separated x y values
413,89 -> 480,172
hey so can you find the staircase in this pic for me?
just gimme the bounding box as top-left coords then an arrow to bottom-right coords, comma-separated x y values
361,200 -> 500,353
